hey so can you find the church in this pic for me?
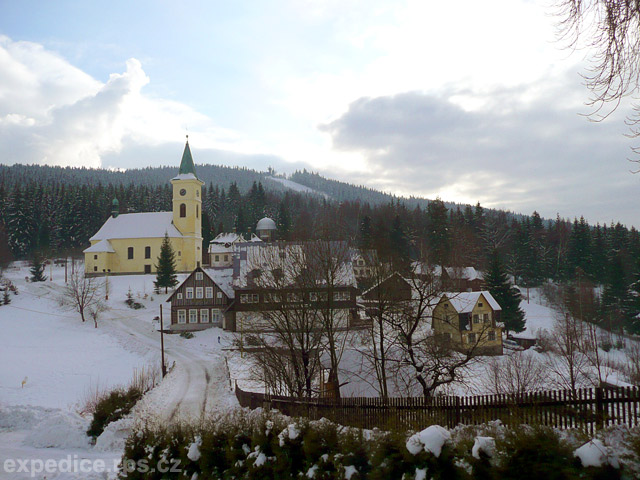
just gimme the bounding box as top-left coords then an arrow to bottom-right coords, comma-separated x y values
84,139 -> 204,276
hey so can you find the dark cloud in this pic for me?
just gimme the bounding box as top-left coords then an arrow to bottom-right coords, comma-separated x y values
320,84 -> 640,227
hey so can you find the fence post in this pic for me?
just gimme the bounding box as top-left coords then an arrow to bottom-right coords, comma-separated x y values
595,387 -> 604,431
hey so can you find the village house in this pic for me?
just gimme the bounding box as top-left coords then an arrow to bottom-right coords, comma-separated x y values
432,291 -> 503,355
166,266 -> 234,331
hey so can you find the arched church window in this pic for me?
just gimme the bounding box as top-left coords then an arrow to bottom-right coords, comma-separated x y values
180,203 -> 186,218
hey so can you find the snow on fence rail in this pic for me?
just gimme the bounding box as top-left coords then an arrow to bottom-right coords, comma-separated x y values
235,384 -> 640,434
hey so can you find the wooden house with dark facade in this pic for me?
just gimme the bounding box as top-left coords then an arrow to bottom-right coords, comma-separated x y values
166,266 -> 233,331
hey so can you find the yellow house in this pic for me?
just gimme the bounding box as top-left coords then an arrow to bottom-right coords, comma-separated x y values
432,291 -> 503,355
84,139 -> 204,276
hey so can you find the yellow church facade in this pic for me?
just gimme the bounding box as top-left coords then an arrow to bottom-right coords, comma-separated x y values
84,140 -> 204,276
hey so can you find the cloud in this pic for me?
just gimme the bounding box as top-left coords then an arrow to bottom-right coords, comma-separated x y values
0,36 -> 267,169
320,81 -> 640,227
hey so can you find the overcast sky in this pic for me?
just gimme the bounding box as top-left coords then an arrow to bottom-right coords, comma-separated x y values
1,0 -> 638,227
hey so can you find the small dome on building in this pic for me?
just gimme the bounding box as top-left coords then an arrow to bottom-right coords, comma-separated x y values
256,217 -> 277,231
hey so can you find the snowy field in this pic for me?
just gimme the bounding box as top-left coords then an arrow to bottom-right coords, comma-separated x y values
1,261 -> 638,478
0,263 -> 236,479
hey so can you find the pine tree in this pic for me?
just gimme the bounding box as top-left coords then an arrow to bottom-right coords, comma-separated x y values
358,215 -> 373,250
485,250 -> 526,334
154,233 -> 178,294
29,251 -> 47,282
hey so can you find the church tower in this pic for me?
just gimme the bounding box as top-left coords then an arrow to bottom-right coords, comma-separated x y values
171,137 -> 204,267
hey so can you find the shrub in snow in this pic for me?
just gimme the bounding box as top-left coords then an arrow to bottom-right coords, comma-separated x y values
496,427 -> 584,480
87,385 -> 143,439
406,425 -> 451,457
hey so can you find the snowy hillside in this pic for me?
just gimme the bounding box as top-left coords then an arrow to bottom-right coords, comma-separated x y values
264,175 -> 331,199
0,263 -> 237,479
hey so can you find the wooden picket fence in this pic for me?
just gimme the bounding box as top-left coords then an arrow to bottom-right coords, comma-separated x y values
236,384 -> 640,435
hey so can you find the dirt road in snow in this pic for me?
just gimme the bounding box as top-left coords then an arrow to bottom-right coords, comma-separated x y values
107,308 -> 238,423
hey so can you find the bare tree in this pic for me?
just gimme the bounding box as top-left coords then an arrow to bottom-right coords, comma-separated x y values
60,266 -> 105,326
555,0 -> 640,158
384,269 -> 493,399
356,252 -> 403,399
238,242 -> 355,398
485,351 -> 549,396
542,312 -> 592,395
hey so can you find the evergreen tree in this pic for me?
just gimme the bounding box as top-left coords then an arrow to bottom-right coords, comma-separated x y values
426,198 -> 450,266
389,215 -> 410,272
601,253 -> 630,333
358,215 -> 373,250
2,288 -> 10,305
625,270 -> 640,334
485,250 -> 526,334
154,233 -> 178,294
29,251 -> 47,282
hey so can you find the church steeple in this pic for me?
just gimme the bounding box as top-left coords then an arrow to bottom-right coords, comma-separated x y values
179,136 -> 197,176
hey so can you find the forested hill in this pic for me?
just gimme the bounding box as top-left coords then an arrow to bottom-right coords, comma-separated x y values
1,162 -> 639,336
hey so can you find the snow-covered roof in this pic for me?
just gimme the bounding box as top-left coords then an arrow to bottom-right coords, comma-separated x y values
171,173 -> 199,181
89,212 -> 183,241
445,266 -> 483,282
83,239 -> 115,253
234,242 -> 356,289
442,291 -> 501,313
204,267 -> 235,299
256,217 -> 277,231
210,232 -> 245,244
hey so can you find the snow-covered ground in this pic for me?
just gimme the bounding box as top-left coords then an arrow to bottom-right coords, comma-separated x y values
0,263 -> 237,479
264,176 -> 331,199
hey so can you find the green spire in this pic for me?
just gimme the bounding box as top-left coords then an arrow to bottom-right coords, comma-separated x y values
179,136 -> 197,176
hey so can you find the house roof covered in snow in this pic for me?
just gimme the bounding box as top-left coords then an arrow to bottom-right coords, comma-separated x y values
83,239 -> 115,253
211,232 -> 245,244
234,241 -> 356,289
441,291 -> 501,313
89,212 -> 183,241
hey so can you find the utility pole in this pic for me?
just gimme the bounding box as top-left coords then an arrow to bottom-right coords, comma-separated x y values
160,305 -> 167,377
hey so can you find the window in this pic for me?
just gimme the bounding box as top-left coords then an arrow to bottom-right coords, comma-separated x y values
310,292 -> 318,301
224,255 -> 229,262
483,313 -> 490,323
180,203 -> 186,217
178,310 -> 186,324
206,287 -> 213,298
94,255 -> 98,260
264,292 -> 280,303
251,294 -> 259,303
196,205 -> 199,218
186,287 -> 194,299
333,291 -> 350,301
178,251 -> 181,256
473,314 -> 480,324
144,265 -> 151,274
287,292 -> 301,303
200,309 -> 209,323
189,310 -> 198,323
217,291 -> 223,299
215,255 -> 220,262
478,302 -> 483,307
468,333 -> 476,344
145,246 -> 151,259
196,287 -> 203,299
93,266 -> 97,272
127,247 -> 134,259
488,331 -> 496,341
240,294 -> 248,303
177,293 -> 183,300
196,272 -> 203,281
212,310 -> 222,324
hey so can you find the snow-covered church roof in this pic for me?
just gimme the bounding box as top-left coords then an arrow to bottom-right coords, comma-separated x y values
89,212 -> 183,241
83,239 -> 116,253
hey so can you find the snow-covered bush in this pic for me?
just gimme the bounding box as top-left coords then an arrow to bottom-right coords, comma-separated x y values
119,410 -> 629,479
